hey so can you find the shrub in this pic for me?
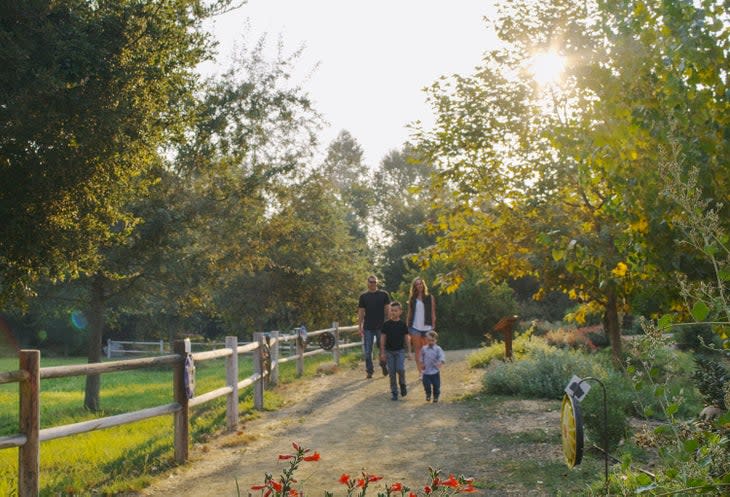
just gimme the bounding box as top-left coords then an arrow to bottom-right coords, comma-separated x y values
483,346 -> 631,448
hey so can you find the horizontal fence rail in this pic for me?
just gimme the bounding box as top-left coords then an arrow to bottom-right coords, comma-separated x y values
1,322 -> 361,497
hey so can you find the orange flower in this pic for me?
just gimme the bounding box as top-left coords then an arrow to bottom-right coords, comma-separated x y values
278,454 -> 295,460
339,473 -> 350,485
302,452 -> 320,462
390,482 -> 403,492
288,490 -> 298,497
356,479 -> 366,488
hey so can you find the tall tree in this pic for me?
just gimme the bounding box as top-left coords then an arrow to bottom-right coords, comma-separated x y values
319,130 -> 374,241
0,0 -> 239,306
371,145 -> 435,289
414,0 -> 729,361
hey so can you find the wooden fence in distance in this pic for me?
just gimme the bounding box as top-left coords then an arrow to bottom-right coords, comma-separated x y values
0,323 -> 360,497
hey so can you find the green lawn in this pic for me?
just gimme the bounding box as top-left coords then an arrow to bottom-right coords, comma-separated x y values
0,351 -> 353,495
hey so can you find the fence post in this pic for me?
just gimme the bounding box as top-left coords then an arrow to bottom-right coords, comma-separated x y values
106,338 -> 112,359
173,339 -> 190,464
332,322 -> 340,365
296,328 -> 304,377
270,331 -> 280,385
18,350 -> 40,497
253,332 -> 265,410
159,340 -> 164,355
225,336 -> 238,431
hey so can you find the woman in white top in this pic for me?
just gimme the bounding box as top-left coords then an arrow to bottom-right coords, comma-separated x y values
406,277 -> 437,379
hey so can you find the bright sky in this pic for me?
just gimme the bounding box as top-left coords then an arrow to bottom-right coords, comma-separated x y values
201,0 -> 499,167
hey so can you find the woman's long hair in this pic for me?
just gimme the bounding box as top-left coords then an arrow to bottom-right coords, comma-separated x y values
408,277 -> 429,302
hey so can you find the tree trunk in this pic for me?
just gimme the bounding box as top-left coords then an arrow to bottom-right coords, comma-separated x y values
84,274 -> 105,411
605,291 -> 622,364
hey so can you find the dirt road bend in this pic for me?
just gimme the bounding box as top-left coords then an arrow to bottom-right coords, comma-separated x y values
136,350 -> 563,497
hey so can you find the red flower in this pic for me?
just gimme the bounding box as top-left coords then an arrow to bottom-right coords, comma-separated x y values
368,474 -> 383,482
424,485 -> 432,494
271,481 -> 283,492
356,479 -> 366,488
278,454 -> 295,460
302,452 -> 320,462
292,442 -> 300,451
408,492 -> 418,497
251,484 -> 267,490
390,482 -> 403,492
441,474 -> 459,488
288,490 -> 298,497
461,484 -> 477,493
339,473 -> 350,485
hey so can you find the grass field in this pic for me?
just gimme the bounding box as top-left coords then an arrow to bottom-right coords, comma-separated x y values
0,351 -> 356,495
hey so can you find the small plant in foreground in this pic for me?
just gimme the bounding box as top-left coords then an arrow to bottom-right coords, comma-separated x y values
241,442 -> 477,497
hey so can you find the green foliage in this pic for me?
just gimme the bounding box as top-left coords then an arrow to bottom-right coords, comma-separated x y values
433,276 -> 519,349
691,356 -> 728,409
625,334 -> 704,420
0,0 -> 237,305
674,323 -> 723,352
370,146 -> 436,290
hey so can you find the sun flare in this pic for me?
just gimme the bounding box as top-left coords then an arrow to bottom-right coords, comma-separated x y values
528,51 -> 566,87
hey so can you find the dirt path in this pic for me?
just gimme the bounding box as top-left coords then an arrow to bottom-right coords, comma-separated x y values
136,350 -> 564,496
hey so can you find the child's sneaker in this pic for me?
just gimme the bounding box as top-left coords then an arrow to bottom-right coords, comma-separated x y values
391,392 -> 398,401
426,395 -> 431,402
433,396 -> 439,403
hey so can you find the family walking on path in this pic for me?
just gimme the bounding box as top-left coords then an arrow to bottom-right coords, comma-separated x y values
359,275 -> 444,402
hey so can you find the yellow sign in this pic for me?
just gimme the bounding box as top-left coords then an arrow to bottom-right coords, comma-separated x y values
561,393 -> 584,468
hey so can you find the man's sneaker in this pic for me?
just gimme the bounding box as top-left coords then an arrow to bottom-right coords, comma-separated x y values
381,364 -> 388,376
433,397 -> 439,403
391,393 -> 398,401
366,373 -> 373,379
400,385 -> 407,397
426,396 -> 431,402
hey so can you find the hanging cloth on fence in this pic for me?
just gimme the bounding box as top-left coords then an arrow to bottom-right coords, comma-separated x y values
183,354 -> 196,399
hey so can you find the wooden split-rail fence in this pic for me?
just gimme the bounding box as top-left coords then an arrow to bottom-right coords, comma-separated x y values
0,323 -> 360,497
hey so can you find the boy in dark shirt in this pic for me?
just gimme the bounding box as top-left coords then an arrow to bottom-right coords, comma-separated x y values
379,301 -> 411,401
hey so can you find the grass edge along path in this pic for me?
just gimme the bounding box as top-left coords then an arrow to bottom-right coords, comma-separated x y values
0,353 -> 357,495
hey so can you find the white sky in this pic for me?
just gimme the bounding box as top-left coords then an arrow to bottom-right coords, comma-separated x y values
200,0 -> 499,167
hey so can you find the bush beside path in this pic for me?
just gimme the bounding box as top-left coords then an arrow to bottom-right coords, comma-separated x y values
134,350 -> 599,496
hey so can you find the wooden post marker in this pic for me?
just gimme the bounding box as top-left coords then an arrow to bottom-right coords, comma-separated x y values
492,315 -> 519,360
